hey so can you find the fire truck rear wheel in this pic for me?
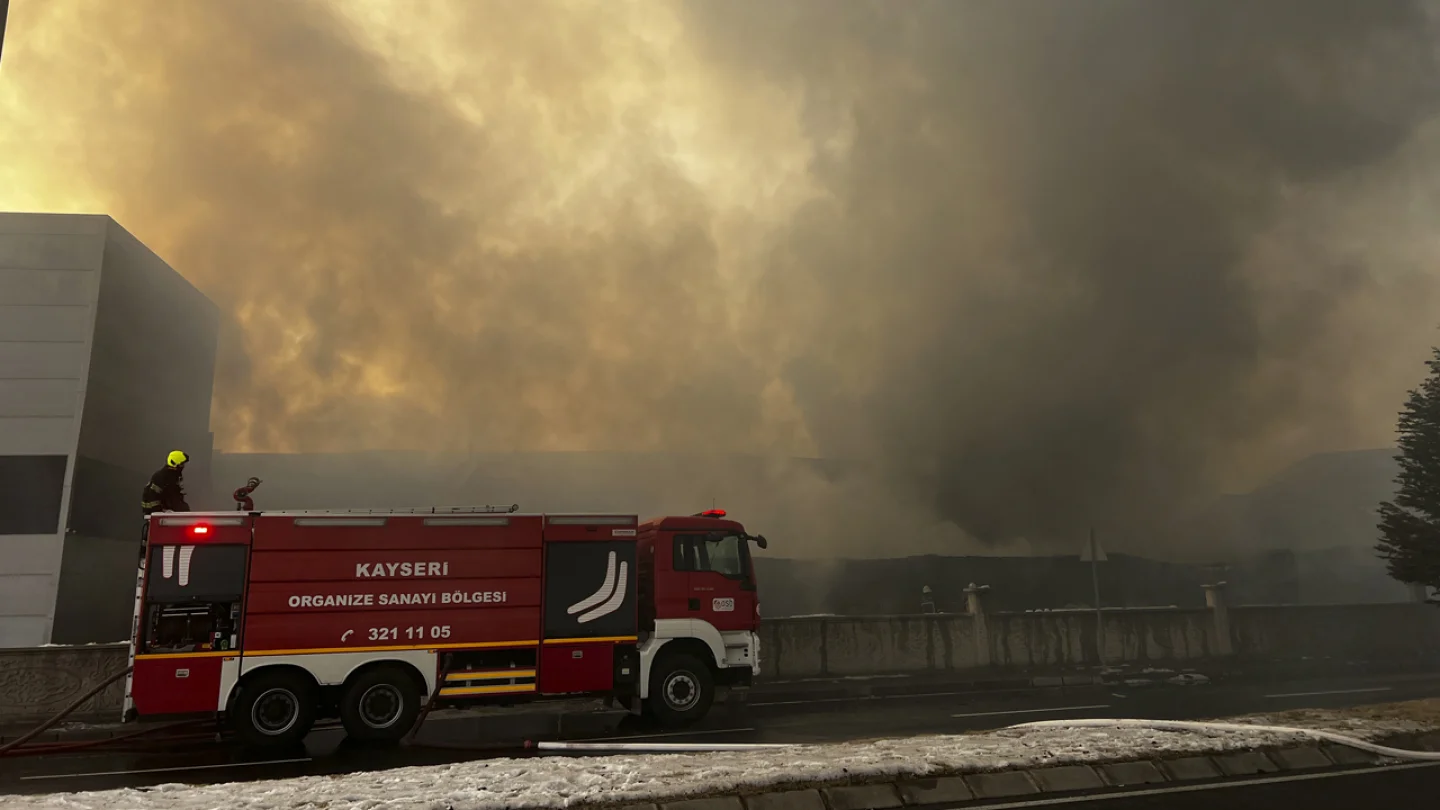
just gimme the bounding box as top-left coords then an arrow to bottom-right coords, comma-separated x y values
339,666 -> 423,743
232,670 -> 318,749
646,652 -> 714,727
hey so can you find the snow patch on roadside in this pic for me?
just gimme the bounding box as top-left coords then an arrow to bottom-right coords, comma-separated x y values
1223,707 -> 1436,739
5,718 -> 1410,810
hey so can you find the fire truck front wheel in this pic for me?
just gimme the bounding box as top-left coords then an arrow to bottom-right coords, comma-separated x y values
231,670 -> 318,749
338,666 -> 423,743
646,652 -> 715,727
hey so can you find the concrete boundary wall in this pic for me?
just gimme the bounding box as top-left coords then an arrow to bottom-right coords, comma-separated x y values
0,643 -> 129,725
1230,602 -> 1440,663
757,608 -> 1219,680
4,589 -> 1439,725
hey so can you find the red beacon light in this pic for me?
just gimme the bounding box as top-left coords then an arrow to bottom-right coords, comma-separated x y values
189,524 -> 212,537
698,509 -> 727,518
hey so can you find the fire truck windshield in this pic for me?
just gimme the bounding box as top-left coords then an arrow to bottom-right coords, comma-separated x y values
687,532 -> 746,577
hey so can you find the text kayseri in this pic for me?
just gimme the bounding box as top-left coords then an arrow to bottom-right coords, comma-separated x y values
355,561 -> 450,578
287,591 -> 508,609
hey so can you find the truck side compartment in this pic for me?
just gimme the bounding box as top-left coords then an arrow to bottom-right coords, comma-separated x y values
127,513 -> 251,721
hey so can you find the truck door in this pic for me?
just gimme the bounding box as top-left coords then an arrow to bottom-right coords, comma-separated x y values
672,531 -> 756,633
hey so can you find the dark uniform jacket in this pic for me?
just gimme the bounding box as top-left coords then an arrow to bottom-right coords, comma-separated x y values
141,467 -> 191,515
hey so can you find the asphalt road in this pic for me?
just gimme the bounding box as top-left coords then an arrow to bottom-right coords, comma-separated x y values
957,762 -> 1440,809
4,669 -> 1440,796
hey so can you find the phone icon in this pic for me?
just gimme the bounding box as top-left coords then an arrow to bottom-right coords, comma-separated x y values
340,630 -> 354,642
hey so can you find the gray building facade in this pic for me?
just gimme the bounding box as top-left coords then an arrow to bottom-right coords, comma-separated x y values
0,213 -> 217,646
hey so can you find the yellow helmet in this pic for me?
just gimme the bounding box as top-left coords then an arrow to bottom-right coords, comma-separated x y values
166,450 -> 189,468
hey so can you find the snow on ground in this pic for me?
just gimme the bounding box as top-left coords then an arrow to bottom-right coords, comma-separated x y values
1224,699 -> 1440,738
11,709 -> 1435,810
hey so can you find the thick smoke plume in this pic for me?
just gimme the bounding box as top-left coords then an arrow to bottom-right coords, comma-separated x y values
4,0 -> 1440,556
683,0 -> 1440,546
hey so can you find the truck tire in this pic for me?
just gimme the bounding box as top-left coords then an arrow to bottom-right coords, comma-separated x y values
646,652 -> 714,727
231,669 -> 317,749
338,666 -> 423,744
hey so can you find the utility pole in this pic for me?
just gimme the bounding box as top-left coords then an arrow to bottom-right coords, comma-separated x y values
1081,527 -> 1108,664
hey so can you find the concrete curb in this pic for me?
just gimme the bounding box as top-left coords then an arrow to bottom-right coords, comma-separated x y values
593,734 -> 1440,810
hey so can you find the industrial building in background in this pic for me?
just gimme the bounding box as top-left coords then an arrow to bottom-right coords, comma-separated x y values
0,213 -> 218,646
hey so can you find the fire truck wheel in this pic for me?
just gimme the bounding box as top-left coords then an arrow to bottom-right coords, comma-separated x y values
646,652 -> 714,727
232,670 -> 317,749
339,666 -> 423,743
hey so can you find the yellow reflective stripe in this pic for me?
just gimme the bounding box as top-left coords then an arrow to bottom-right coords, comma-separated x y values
440,684 -> 536,696
543,636 -> 637,645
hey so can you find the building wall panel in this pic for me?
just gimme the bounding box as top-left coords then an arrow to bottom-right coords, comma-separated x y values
0,304 -> 93,343
0,212 -> 105,647
0,230 -> 106,271
0,268 -> 95,306
0,342 -> 87,380
0,379 -> 83,418
0,417 -> 75,456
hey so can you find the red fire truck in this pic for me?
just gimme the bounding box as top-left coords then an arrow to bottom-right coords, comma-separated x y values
123,506 -> 767,748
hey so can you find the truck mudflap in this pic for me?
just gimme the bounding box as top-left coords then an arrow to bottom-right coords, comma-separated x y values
720,629 -> 759,675
614,644 -> 640,692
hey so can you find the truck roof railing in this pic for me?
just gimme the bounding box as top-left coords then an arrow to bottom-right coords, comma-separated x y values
546,514 -> 639,526
271,504 -> 521,516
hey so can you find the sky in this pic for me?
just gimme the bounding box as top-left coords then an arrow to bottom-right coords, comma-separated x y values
4,0 -> 1440,555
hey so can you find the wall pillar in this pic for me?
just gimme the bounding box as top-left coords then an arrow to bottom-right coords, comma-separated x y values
965,583 -> 991,667
1408,583 -> 1431,604
1203,581 -> 1233,656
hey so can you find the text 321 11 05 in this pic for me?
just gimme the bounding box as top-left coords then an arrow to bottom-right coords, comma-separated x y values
366,625 -> 452,642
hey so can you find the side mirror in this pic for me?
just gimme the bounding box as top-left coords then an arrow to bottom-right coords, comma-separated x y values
754,534 -> 768,550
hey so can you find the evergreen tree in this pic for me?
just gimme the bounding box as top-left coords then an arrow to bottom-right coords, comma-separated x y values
1377,346 -> 1440,592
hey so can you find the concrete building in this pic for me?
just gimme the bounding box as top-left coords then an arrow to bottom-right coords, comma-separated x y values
0,213 -> 217,646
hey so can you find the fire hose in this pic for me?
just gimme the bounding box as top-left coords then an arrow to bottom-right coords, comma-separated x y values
403,655 -> 450,746
400,658 -> 552,755
0,666 -> 133,755
3,719 -> 212,757
0,666 -> 211,758
526,717 -> 1440,757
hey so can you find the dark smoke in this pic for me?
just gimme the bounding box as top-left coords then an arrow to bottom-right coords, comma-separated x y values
5,1 -> 1440,557
683,0 -> 1440,546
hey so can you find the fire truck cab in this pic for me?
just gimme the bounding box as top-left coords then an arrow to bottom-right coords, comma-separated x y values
124,507 -> 765,748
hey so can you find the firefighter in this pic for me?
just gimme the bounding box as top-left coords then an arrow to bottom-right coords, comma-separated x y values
139,450 -> 192,562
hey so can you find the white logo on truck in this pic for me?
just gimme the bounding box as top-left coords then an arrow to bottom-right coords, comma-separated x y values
158,546 -> 195,587
567,551 -> 628,624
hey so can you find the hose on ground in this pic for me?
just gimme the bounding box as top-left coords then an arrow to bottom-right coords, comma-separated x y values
4,719 -> 209,758
531,740 -> 794,752
403,659 -> 450,746
530,719 -> 1440,758
1008,718 -> 1440,762
0,665 -> 135,756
